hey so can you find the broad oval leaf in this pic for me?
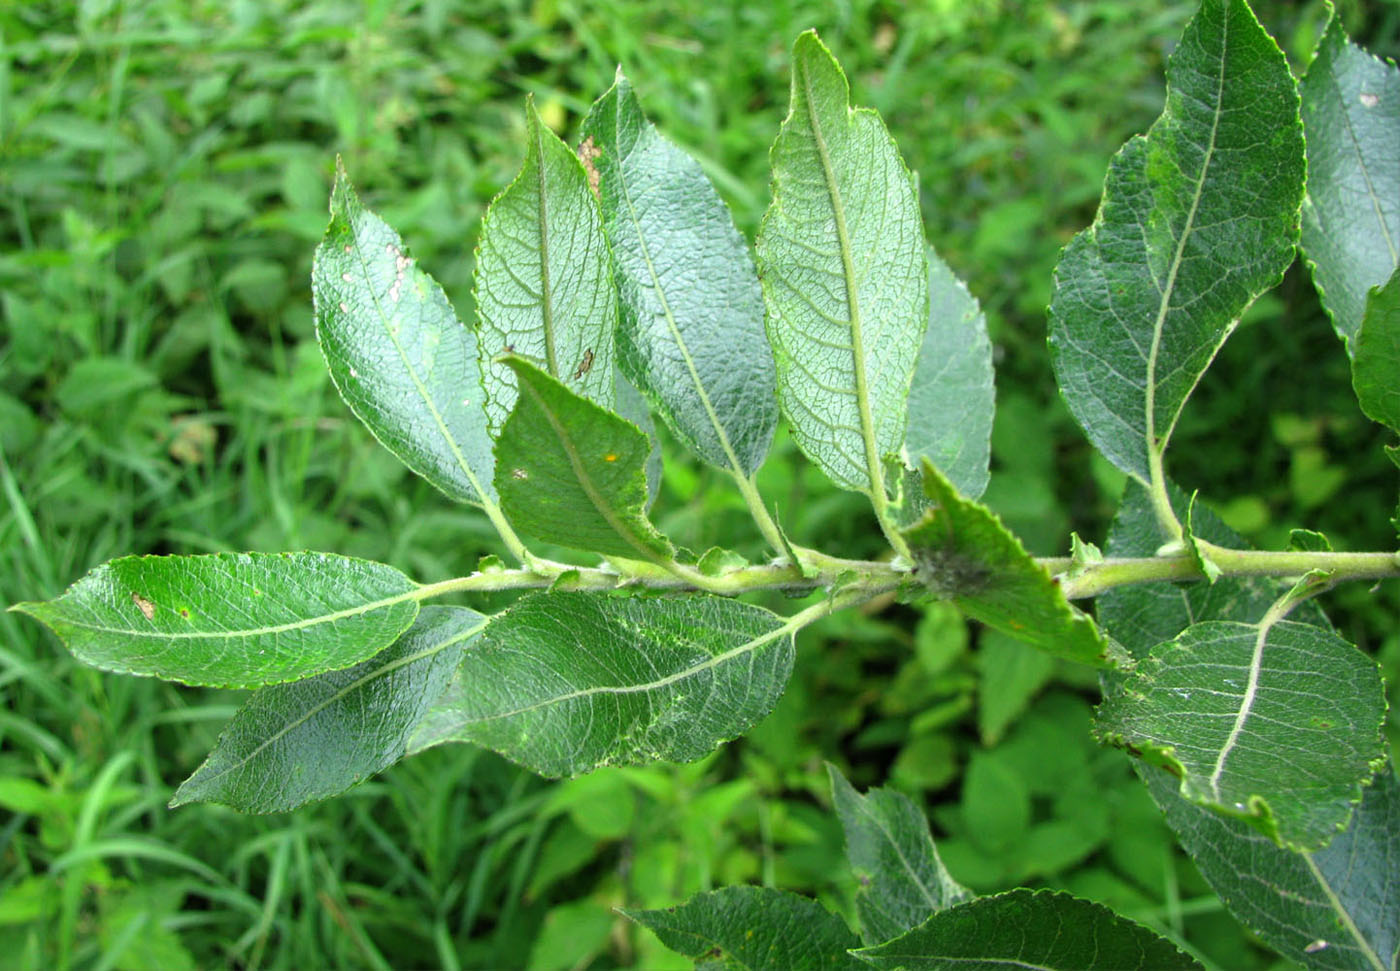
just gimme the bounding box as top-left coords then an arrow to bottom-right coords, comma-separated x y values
1047,0 -> 1304,483
1352,268 -> 1400,432
12,552 -> 419,688
475,100 -> 615,435
312,161 -> 496,504
1140,762 -> 1400,971
901,460 -> 1112,667
1300,15 -> 1400,347
828,764 -> 971,945
903,247 -> 994,500
171,606 -> 486,813
1096,618 -> 1387,851
624,886 -> 865,971
493,355 -> 671,561
852,889 -> 1203,970
580,71 -> 777,477
408,590 -> 793,777
756,30 -> 927,495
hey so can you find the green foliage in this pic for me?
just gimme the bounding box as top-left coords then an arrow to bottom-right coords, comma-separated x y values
7,1 -> 1400,968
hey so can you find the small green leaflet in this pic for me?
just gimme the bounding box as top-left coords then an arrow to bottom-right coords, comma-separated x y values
11,552 -> 419,688
1300,15 -> 1400,347
903,247 -> 994,501
1351,268 -> 1400,432
1047,0 -> 1304,483
1096,618 -> 1387,851
1140,763 -> 1400,971
756,30 -> 927,496
852,889 -> 1203,970
312,161 -> 497,505
493,355 -> 671,561
580,71 -> 776,477
624,886 -> 865,971
901,459 -> 1111,667
827,764 -> 971,944
408,590 -> 793,777
474,99 -> 615,436
171,606 -> 486,813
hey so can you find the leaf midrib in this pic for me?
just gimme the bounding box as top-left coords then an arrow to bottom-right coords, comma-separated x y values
850,797 -> 945,916
1328,51 -> 1399,270
176,616 -> 488,795
1301,851 -> 1389,971
799,55 -> 886,504
1143,10 -> 1229,469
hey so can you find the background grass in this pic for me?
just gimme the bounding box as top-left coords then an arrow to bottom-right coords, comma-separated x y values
3,1 -> 1399,968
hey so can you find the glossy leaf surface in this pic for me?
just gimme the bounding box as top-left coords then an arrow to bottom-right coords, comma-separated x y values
828,764 -> 971,944
312,162 -> 496,504
581,72 -> 776,476
1300,16 -> 1400,346
854,889 -> 1202,970
171,606 -> 486,813
13,552 -> 419,688
493,356 -> 670,560
1097,618 -> 1387,851
475,100 -> 615,435
1048,0 -> 1304,482
625,886 -> 864,971
901,460 -> 1111,667
756,30 -> 926,493
409,591 -> 792,777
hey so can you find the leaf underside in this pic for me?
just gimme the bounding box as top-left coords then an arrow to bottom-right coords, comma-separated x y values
1048,0 -> 1304,482
757,30 -> 927,494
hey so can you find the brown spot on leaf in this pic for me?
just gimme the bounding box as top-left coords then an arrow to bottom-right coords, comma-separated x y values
578,137 -> 602,198
573,348 -> 594,380
131,593 -> 156,620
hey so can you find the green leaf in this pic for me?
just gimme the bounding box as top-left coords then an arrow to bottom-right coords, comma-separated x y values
977,630 -> 1055,746
901,460 -> 1112,667
1351,268 -> 1400,432
171,606 -> 485,812
614,365 -> 662,508
494,356 -> 671,561
623,886 -> 865,971
408,591 -> 793,777
474,99 -> 615,436
756,30 -> 927,495
311,161 -> 497,504
1300,15 -> 1400,347
827,764 -> 971,945
904,247 -> 994,500
1047,0 -> 1304,482
11,552 -> 419,688
852,889 -> 1203,970
1096,618 -> 1387,851
580,71 -> 776,477
1140,761 -> 1400,971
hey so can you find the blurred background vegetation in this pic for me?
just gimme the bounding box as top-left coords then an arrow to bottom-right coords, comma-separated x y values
3,1 -> 1399,968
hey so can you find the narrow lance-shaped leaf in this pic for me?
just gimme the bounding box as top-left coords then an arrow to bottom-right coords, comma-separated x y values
1096,615 -> 1387,851
756,30 -> 927,495
580,71 -> 777,476
1139,762 -> 1400,971
493,355 -> 671,561
474,99 -> 615,435
901,459 -> 1112,667
827,764 -> 971,945
11,552 -> 419,688
624,886 -> 865,971
1300,14 -> 1400,347
853,889 -> 1204,971
406,590 -> 793,777
1351,268 -> 1400,432
171,606 -> 486,813
1047,0 -> 1304,483
312,161 -> 497,504
902,247 -> 994,500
